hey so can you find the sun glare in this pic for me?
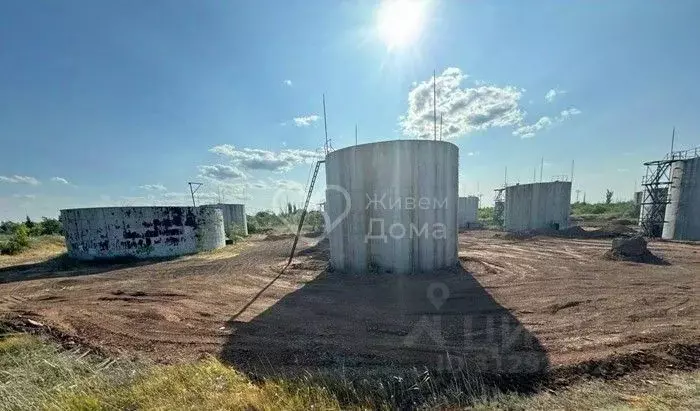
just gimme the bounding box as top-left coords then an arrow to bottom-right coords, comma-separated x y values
376,0 -> 430,51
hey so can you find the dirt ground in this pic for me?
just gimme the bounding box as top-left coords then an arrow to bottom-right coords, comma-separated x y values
0,231 -> 697,377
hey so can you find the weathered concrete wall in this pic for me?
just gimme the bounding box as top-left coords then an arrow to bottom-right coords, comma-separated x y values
204,203 -> 247,236
60,206 -> 225,260
504,182 -> 571,231
457,196 -> 479,228
663,157 -> 700,240
325,140 -> 458,274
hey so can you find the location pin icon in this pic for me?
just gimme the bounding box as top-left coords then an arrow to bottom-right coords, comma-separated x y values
427,282 -> 449,310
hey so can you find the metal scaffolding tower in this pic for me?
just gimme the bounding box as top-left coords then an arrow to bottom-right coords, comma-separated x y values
493,187 -> 505,227
640,159 -> 672,237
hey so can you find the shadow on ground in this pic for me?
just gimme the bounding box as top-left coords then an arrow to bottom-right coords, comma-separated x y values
0,253 -> 178,285
221,241 -> 549,403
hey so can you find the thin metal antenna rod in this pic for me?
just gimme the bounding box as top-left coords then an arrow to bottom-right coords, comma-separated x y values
570,160 -> 575,184
670,126 -> 676,159
323,94 -> 329,154
504,166 -> 508,187
355,124 -> 358,146
433,69 -> 437,141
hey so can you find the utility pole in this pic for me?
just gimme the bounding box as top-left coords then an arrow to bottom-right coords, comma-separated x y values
188,182 -> 203,208
504,166 -> 508,187
355,123 -> 358,146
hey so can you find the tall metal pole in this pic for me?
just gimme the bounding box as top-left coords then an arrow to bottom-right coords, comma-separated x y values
323,94 -> 329,155
570,160 -> 575,184
433,69 -> 437,141
188,182 -> 203,208
504,166 -> 508,187
355,124 -> 358,146
670,126 -> 675,159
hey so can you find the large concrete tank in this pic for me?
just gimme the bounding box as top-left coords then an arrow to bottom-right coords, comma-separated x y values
504,181 -> 571,231
203,203 -> 247,235
662,157 -> 700,240
457,196 -> 479,228
60,206 -> 225,260
325,140 -> 458,274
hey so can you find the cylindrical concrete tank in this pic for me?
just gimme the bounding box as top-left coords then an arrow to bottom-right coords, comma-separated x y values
662,157 -> 700,240
60,206 -> 225,260
457,196 -> 479,228
203,203 -> 248,236
325,140 -> 458,274
504,181 -> 571,231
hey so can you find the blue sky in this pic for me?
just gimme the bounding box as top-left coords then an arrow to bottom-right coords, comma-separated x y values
2,0 -> 700,221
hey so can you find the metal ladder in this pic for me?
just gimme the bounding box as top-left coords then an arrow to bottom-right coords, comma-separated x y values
286,160 -> 324,267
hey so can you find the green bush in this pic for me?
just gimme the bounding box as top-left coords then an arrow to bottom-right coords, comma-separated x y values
0,225 -> 30,255
0,221 -> 19,235
246,218 -> 259,234
40,217 -> 63,235
478,207 -> 494,221
570,201 -> 637,219
224,224 -> 247,241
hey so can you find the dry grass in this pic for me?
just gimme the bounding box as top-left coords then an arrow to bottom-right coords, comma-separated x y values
1,330 -> 698,411
0,235 -> 65,269
184,239 -> 260,262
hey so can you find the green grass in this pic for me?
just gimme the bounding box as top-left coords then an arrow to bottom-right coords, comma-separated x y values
1,331 -> 698,411
570,201 -> 638,219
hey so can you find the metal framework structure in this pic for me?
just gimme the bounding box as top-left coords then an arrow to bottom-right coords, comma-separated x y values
640,146 -> 700,237
287,160 -> 324,267
493,188 -> 505,227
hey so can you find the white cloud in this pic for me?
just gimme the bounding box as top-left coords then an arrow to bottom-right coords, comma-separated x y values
545,88 -> 566,103
162,192 -> 186,199
467,151 -> 480,156
12,194 -> 36,200
250,181 -> 268,189
0,175 -> 40,185
50,176 -> 70,185
209,144 -> 322,172
139,184 -> 167,191
293,115 -> 320,127
512,107 -> 581,138
283,79 -> 293,87
401,67 -> 524,140
513,116 -> 553,138
559,107 -> 582,118
198,164 -> 246,181
273,179 -> 304,191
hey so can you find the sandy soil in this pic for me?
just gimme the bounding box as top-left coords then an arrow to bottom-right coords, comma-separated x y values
0,231 -> 697,376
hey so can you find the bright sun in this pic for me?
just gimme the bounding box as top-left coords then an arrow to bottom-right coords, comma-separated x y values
376,0 -> 430,51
